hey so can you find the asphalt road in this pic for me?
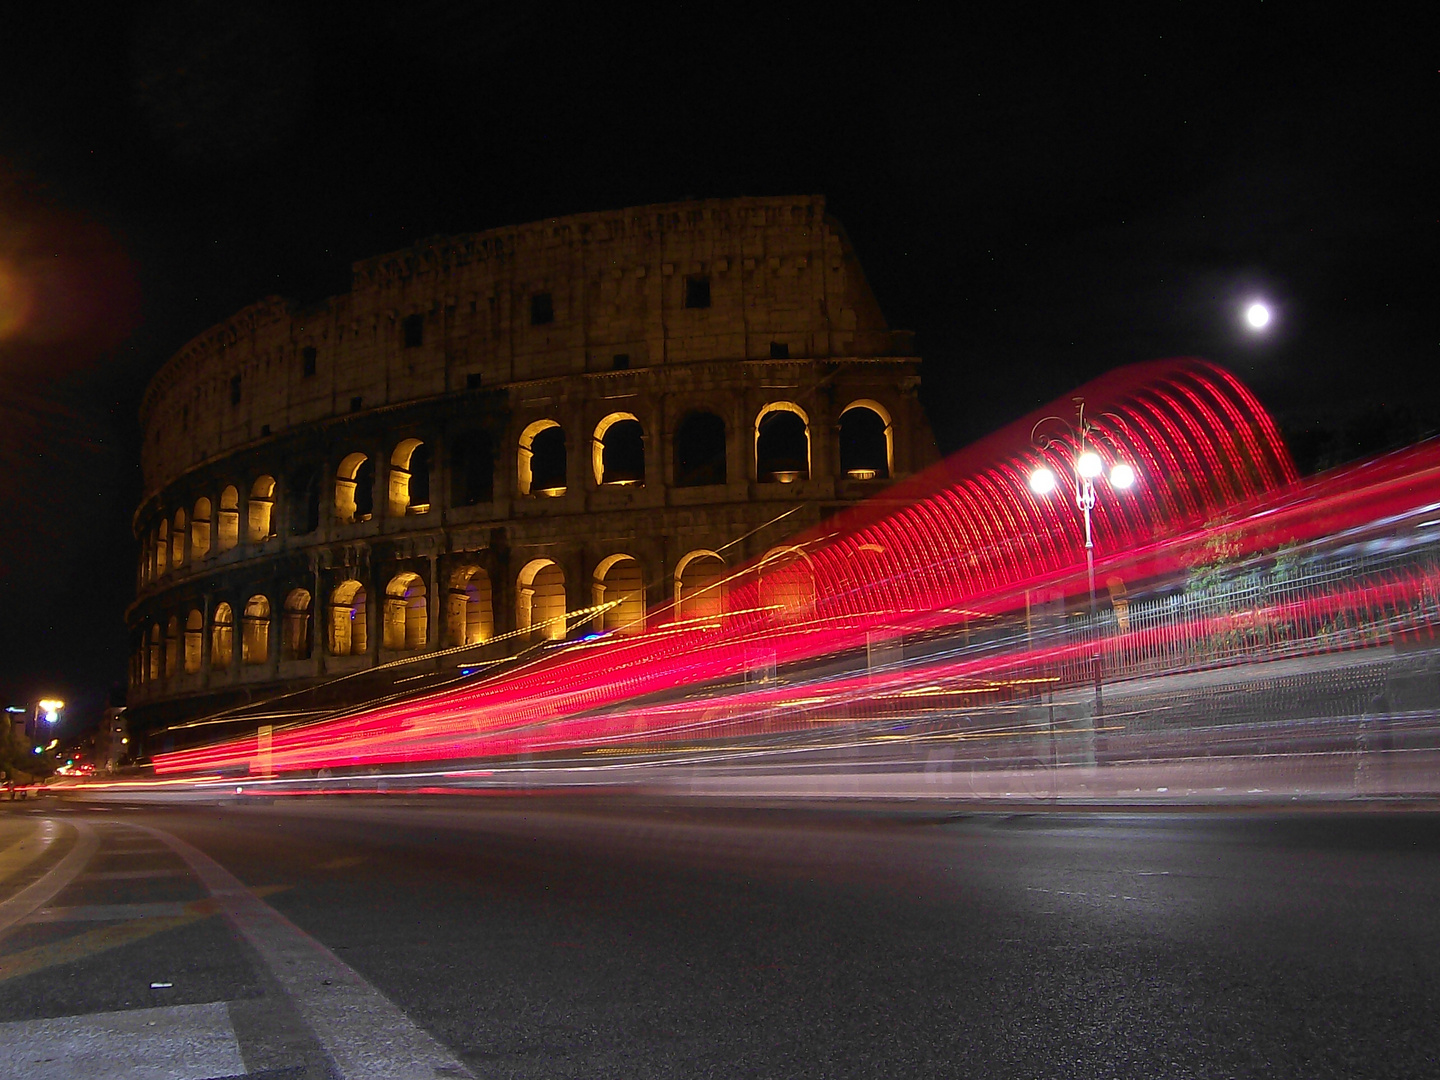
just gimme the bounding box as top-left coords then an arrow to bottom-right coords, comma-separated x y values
1,797 -> 1438,1079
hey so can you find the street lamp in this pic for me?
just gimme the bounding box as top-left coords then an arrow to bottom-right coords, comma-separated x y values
1028,399 -> 1137,613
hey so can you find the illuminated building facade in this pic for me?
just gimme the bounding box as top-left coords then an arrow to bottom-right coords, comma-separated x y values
127,196 -> 938,726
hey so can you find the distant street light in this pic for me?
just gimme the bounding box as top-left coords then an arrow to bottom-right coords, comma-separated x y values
1245,301 -> 1272,330
1029,399 -> 1138,613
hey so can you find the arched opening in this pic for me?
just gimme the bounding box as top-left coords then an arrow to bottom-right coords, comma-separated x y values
388,439 -> 431,516
211,603 -> 234,669
518,420 -> 566,496
248,476 -> 276,542
675,550 -> 727,623
758,547 -> 817,622
517,558 -> 566,640
755,403 -> 810,482
450,432 -> 494,506
329,581 -> 368,656
217,486 -> 240,552
335,452 -> 373,524
282,589 -> 312,660
171,510 -> 186,569
446,566 -> 494,646
593,554 -> 645,635
191,498 -> 212,560
287,470 -> 320,536
593,413 -> 644,486
674,411 -> 727,487
156,521 -> 170,576
384,572 -> 428,650
164,615 -> 179,678
839,400 -> 892,480
148,623 -> 163,682
242,595 -> 271,664
184,610 -> 203,673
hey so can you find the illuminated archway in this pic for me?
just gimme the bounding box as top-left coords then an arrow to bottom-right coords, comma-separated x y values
384,572 -> 427,650
191,497 -> 211,560
283,589 -> 312,660
839,400 -> 892,480
329,581 -> 368,656
156,520 -> 170,576
518,420 -> 566,496
171,509 -> 187,569
755,402 -> 810,482
211,603 -> 234,669
446,565 -> 494,646
517,558 -> 566,640
592,413 -> 644,486
217,486 -> 240,552
184,610 -> 203,673
389,439 -> 431,516
242,595 -> 270,664
335,452 -> 373,524
758,546 -> 817,622
247,477 -> 275,542
675,550 -> 726,623
148,623 -> 162,682
593,554 -> 645,634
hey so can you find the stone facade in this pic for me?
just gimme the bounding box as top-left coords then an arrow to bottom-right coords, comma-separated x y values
127,196 -> 938,729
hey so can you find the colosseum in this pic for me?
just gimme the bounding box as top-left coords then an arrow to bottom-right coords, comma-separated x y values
127,195 -> 939,743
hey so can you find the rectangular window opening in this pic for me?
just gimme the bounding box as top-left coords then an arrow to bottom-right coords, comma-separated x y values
402,313 -> 424,348
768,341 -> 789,359
230,375 -> 242,406
466,372 -> 484,390
612,353 -> 630,370
685,276 -> 711,309
530,292 -> 554,325
350,396 -> 363,412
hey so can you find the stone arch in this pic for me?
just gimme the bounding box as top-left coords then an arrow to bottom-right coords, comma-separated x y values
839,399 -> 893,479
593,554 -> 645,635
758,546 -> 817,622
335,452 -> 373,524
191,497 -> 212,560
755,402 -> 810,482
211,602 -> 234,669
171,509 -> 186,569
217,486 -> 240,552
247,476 -> 276,542
184,609 -> 203,673
388,438 -> 431,516
242,594 -> 271,664
282,588 -> 312,660
329,581 -> 368,656
446,565 -> 494,646
592,413 -> 644,486
674,411 -> 727,487
383,572 -> 428,650
148,623 -> 163,682
165,615 -> 179,678
674,549 -> 727,623
156,520 -> 170,576
518,419 -> 566,496
517,558 -> 566,640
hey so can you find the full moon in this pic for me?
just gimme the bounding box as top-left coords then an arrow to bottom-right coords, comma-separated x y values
1245,301 -> 1272,329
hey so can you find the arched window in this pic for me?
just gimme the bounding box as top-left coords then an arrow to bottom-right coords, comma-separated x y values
384,572 -> 428,650
446,566 -> 494,646
593,413 -> 644,486
172,510 -> 186,569
156,521 -> 170,576
675,550 -> 726,623
674,411 -> 727,487
335,453 -> 373,524
755,403 -> 810,483
329,581 -> 368,656
148,623 -> 163,682
758,547 -> 817,622
593,555 -> 645,635
517,558 -> 566,640
211,603 -> 234,669
389,439 -> 431,516
287,470 -> 320,536
518,420 -> 566,496
242,595 -> 271,664
140,538 -> 150,585
839,400 -> 892,480
247,477 -> 276,542
191,498 -> 212,560
184,610 -> 203,673
217,487 -> 240,552
282,589 -> 312,660
450,432 -> 494,507
164,616 -> 179,678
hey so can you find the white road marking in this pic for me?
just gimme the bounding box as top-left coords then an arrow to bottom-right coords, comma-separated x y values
0,1001 -> 245,1080
0,821 -> 99,936
77,868 -> 189,881
141,825 -> 474,1080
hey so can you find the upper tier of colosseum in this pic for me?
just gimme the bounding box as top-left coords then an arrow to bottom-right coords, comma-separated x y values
139,195 -> 909,500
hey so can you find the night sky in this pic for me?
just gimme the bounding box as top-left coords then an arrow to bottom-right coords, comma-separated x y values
0,3 -> 1434,728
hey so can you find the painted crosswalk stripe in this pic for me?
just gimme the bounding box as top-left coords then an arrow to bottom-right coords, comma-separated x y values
0,1001 -> 246,1080
0,821 -> 98,936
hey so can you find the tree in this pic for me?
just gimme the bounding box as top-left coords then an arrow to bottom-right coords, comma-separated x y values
0,722 -> 57,796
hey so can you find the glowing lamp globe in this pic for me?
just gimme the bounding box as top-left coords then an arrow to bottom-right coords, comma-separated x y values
1109,463 -> 1136,489
1076,451 -> 1103,479
1028,467 -> 1057,496
1245,301 -> 1271,329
